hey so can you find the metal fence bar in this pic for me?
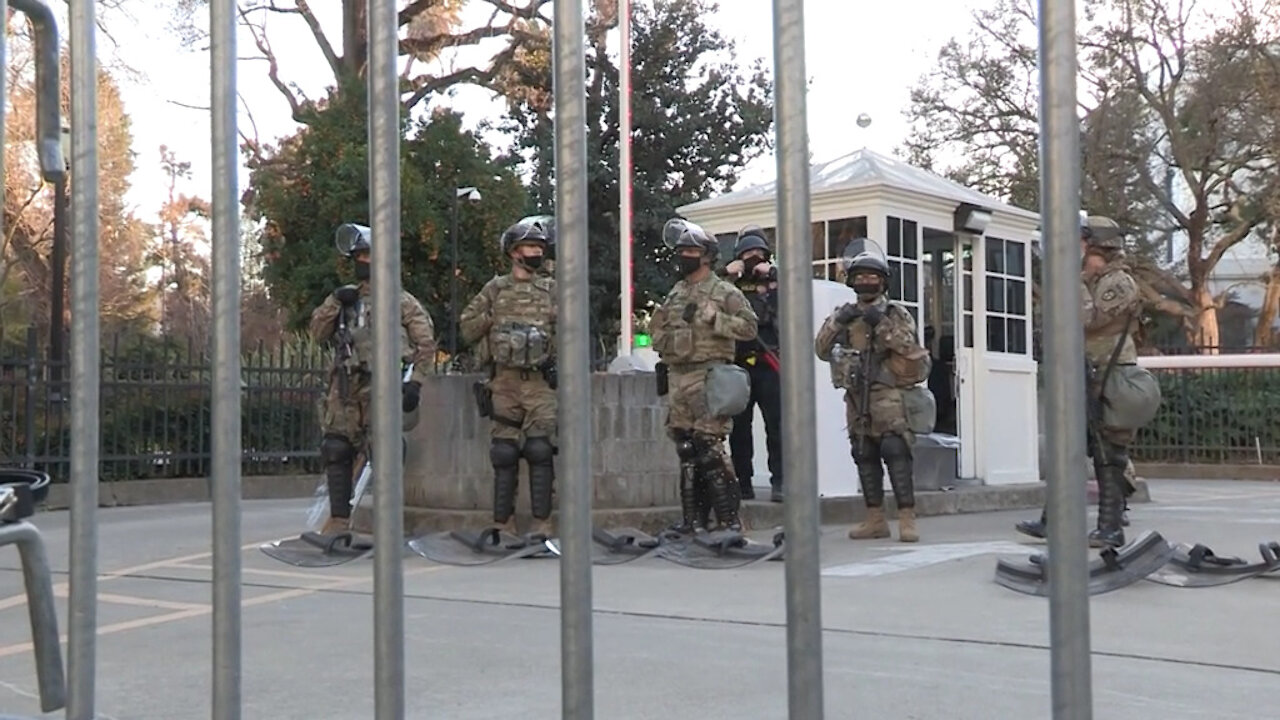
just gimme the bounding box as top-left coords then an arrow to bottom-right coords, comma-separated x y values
210,0 -> 242,716
66,0 -> 101,716
1037,0 -> 1093,717
367,0 -> 405,716
2,520 -> 66,712
771,0 -> 824,718
553,0 -> 595,717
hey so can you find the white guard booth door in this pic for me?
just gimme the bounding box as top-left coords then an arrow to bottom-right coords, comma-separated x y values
975,234 -> 1039,484
953,235 -> 978,479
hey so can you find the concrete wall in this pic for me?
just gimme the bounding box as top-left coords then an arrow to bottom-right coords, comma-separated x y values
404,373 -> 681,511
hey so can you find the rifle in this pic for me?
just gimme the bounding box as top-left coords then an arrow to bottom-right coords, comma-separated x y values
333,303 -> 357,401
829,339 -> 873,428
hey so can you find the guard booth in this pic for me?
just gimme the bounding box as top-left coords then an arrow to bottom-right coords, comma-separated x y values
676,148 -> 1042,497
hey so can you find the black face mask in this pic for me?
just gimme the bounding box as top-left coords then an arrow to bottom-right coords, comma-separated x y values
677,256 -> 703,276
848,276 -> 881,298
355,263 -> 370,281
743,256 -> 763,274
518,255 -> 544,271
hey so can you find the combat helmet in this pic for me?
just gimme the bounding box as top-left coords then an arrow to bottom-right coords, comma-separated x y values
1081,215 -> 1125,250
500,215 -> 555,255
733,225 -> 771,260
334,223 -> 372,259
662,217 -> 719,258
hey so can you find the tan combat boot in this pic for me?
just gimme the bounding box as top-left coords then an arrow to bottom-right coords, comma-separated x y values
320,516 -> 349,535
496,517 -> 519,537
848,507 -> 891,540
897,508 -> 919,543
528,517 -> 555,539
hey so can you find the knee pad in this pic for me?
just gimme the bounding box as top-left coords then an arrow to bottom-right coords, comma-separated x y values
879,433 -> 912,461
523,436 -> 555,465
490,439 -> 521,468
320,434 -> 355,464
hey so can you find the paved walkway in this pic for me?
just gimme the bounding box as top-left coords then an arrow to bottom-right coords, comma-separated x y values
2,479 -> 1277,719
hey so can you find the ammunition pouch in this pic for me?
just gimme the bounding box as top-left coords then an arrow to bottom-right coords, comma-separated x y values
656,362 -> 670,397
491,322 -> 553,370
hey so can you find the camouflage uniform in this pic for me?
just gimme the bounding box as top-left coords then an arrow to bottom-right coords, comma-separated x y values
651,219 -> 758,532
1016,215 -> 1143,547
815,250 -> 930,543
1080,217 -> 1143,547
309,276 -> 436,532
459,216 -> 558,535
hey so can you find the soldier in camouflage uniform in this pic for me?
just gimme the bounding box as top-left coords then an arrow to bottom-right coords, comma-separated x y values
1016,215 -> 1143,547
308,224 -> 438,535
460,216 -> 558,538
651,218 -> 759,533
815,248 -> 931,543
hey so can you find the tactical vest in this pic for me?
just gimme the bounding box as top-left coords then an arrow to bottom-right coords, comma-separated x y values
655,276 -> 739,366
487,275 -> 556,370
832,301 -> 930,390
1083,265 -> 1138,366
346,296 -> 411,371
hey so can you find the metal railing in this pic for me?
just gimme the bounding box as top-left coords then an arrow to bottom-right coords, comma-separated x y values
0,1 -> 1096,720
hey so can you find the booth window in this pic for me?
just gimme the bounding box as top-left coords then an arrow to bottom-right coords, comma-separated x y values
810,216 -> 867,280
984,237 -> 1028,354
886,216 -> 921,326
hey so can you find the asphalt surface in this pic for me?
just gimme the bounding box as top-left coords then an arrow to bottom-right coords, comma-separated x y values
1,478 -> 1278,719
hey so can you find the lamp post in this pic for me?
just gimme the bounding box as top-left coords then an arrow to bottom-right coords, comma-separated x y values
49,124 -> 71,402
450,186 -> 482,355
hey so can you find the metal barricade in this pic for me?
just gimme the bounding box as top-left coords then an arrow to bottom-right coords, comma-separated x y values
0,0 -> 1094,717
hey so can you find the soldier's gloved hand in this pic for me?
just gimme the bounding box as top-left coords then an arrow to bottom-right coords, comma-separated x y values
862,306 -> 884,327
682,303 -> 698,323
402,380 -> 421,413
835,304 -> 861,324
334,285 -> 360,306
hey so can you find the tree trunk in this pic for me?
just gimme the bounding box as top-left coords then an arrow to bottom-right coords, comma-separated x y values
1192,285 -> 1220,352
1254,265 -> 1280,348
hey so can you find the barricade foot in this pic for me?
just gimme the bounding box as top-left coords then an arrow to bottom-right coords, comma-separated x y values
994,529 -> 1173,596
590,526 -> 662,565
260,531 -> 374,568
655,528 -> 785,570
407,527 -> 558,567
1146,540 -> 1280,588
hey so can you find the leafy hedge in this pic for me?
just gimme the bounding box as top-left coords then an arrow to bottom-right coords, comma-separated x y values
1133,368 -> 1280,463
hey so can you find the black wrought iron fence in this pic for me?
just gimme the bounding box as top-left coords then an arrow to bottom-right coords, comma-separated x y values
1131,360 -> 1280,465
0,328 -> 331,482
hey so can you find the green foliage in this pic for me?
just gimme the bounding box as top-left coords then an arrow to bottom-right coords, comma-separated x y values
500,0 -> 774,346
244,78 -> 530,336
1133,369 -> 1280,463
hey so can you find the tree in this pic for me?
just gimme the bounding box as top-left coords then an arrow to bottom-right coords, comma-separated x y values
3,23 -> 156,340
153,146 -> 213,345
170,0 -> 552,147
499,0 -> 774,349
902,0 -> 1280,349
242,78 -> 530,336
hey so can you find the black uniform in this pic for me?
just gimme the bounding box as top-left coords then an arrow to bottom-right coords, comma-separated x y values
725,229 -> 784,503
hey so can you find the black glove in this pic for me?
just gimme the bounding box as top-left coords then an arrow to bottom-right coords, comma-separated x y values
334,284 -> 360,306
835,304 -> 861,324
402,380 -> 421,413
862,305 -> 884,327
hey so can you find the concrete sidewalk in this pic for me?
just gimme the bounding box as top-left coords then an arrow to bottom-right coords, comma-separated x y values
1,478 -> 1277,719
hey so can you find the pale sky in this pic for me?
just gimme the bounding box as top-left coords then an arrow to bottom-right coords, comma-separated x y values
90,0 -> 986,227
